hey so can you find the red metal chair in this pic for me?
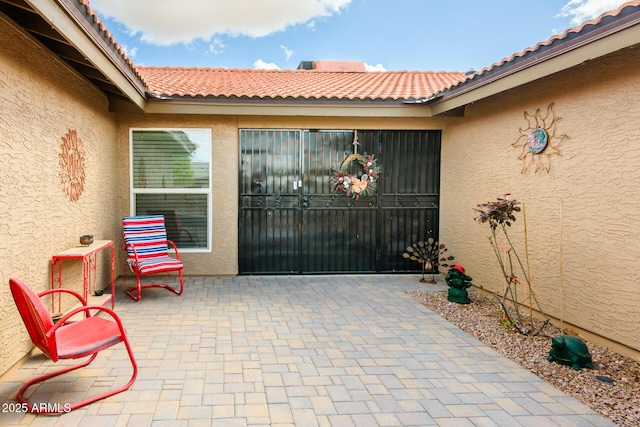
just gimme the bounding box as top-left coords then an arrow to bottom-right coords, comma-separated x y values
9,277 -> 137,414
122,215 -> 184,301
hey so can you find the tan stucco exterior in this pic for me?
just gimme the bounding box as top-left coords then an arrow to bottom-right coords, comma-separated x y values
115,114 -> 241,276
114,114 -> 450,277
440,48 -> 640,357
0,17 -> 119,375
2,5 -> 639,379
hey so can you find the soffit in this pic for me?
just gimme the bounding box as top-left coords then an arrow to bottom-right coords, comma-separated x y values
0,0 -> 147,110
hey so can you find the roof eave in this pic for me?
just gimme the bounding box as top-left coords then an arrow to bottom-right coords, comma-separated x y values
428,7 -> 640,115
144,96 -> 440,118
27,0 -> 147,110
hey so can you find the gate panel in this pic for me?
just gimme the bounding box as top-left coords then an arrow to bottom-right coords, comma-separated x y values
301,131 -> 378,272
239,129 -> 441,274
239,130 -> 300,273
375,130 -> 441,272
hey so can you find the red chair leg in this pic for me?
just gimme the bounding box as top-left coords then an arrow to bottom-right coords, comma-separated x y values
17,353 -> 98,411
125,274 -> 143,301
126,271 -> 184,301
176,269 -> 184,295
16,340 -> 138,414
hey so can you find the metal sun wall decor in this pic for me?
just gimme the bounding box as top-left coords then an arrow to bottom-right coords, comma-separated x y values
59,129 -> 87,201
512,103 -> 569,173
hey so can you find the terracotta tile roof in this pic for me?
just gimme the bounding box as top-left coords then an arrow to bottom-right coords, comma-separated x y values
73,0 -> 638,105
442,0 -> 640,96
76,0 -> 146,86
138,66 -> 467,101
65,2 -> 465,102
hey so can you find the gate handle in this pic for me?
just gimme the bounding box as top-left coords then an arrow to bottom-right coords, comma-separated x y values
293,176 -> 302,190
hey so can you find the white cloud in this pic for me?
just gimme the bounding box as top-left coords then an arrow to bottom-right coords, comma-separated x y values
121,44 -> 137,58
254,59 -> 280,70
365,63 -> 386,72
90,0 -> 351,45
280,45 -> 294,61
557,0 -> 626,25
209,38 -> 226,55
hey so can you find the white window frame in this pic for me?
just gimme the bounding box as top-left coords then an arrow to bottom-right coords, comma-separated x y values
129,128 -> 212,253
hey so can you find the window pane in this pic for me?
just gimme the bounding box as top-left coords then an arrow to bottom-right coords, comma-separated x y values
135,194 -> 208,249
132,130 -> 210,189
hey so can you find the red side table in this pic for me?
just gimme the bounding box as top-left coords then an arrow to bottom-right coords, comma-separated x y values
51,240 -> 115,313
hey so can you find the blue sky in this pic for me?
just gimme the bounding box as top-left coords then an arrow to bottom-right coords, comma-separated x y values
90,0 -> 627,72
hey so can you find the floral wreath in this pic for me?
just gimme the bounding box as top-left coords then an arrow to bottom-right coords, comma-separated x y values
330,153 -> 380,199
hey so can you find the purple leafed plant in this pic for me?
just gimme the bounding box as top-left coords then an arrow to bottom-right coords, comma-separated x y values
474,194 -> 548,335
474,195 -> 521,230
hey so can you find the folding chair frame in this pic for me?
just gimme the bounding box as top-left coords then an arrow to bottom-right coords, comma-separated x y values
123,215 -> 185,302
124,239 -> 184,301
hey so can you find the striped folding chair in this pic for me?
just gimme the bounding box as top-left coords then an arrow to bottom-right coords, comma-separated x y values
122,215 -> 184,301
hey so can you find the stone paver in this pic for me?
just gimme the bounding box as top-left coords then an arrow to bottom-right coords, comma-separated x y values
0,275 -> 616,426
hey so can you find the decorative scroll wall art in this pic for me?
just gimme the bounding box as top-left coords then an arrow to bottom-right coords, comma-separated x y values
59,129 -> 86,201
512,103 -> 569,173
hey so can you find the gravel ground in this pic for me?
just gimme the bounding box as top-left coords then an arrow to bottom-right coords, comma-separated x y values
408,289 -> 640,427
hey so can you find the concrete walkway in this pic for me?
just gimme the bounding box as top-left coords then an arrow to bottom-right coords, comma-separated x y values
1,275 -> 616,426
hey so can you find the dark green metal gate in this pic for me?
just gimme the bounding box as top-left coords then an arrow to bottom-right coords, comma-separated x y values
239,129 -> 440,274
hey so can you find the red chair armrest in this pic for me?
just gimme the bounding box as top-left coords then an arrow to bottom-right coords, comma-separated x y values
126,240 -> 181,260
49,305 -> 128,337
125,241 -> 141,262
167,239 -> 181,259
39,287 -> 88,306
39,288 -> 91,320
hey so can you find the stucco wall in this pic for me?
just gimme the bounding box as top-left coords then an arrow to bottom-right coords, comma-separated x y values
0,19 -> 118,375
440,48 -> 640,356
115,115 -> 450,277
116,114 -> 241,276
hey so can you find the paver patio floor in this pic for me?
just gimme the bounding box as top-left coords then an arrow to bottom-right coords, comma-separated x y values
0,275 -> 615,426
